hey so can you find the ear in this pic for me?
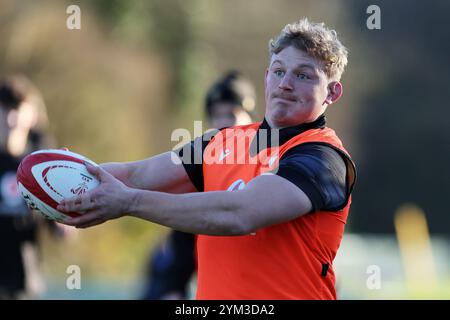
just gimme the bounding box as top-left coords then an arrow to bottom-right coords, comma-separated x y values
324,81 -> 343,106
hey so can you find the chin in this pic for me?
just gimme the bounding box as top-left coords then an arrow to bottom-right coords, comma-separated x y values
270,114 -> 294,128
270,111 -> 287,123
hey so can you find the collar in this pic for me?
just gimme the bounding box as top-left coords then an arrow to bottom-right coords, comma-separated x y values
250,114 -> 326,154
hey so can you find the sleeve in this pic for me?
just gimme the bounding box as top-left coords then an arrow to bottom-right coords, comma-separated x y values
276,143 -> 353,212
175,129 -> 220,192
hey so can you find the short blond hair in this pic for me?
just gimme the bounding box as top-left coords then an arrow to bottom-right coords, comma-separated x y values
269,18 -> 348,81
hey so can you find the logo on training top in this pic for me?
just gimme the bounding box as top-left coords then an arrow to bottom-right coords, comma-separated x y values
227,179 -> 246,191
219,148 -> 231,162
268,155 -> 278,168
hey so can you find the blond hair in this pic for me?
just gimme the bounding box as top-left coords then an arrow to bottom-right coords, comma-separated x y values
269,18 -> 348,81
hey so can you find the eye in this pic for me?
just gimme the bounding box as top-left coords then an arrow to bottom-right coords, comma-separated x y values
296,73 -> 309,80
274,69 -> 285,77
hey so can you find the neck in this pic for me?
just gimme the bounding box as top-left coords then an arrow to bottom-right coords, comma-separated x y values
265,117 -> 284,129
263,113 -> 326,131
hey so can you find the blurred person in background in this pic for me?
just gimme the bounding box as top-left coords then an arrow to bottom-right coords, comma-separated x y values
141,71 -> 256,299
0,75 -> 62,299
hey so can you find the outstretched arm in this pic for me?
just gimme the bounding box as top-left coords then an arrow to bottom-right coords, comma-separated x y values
58,164 -> 312,235
101,151 -> 196,194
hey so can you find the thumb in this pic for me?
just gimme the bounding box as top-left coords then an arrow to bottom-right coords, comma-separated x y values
84,161 -> 111,182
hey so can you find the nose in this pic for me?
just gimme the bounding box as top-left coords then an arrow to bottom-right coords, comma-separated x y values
278,73 -> 294,91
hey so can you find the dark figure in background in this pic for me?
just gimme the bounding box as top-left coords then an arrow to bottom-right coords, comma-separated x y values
141,71 -> 255,299
0,75 -> 58,299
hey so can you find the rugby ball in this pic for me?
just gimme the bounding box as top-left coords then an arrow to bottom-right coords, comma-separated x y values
16,149 -> 100,222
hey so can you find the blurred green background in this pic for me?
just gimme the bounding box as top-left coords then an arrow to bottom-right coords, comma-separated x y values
1,0 -> 449,299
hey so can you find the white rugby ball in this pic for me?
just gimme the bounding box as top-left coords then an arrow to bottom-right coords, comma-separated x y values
16,149 -> 100,222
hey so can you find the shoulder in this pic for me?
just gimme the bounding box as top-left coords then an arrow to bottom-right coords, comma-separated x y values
277,142 -> 355,212
281,142 -> 348,164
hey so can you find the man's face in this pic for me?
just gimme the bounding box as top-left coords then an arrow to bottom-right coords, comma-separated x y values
209,102 -> 252,129
0,102 -> 36,154
264,46 -> 341,128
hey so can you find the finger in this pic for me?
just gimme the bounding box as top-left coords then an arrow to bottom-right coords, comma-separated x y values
63,211 -> 101,226
84,161 -> 112,183
74,209 -> 108,228
58,194 -> 97,213
60,147 -> 69,151
76,217 -> 106,229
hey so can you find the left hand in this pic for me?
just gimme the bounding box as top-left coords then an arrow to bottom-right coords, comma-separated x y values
58,162 -> 135,228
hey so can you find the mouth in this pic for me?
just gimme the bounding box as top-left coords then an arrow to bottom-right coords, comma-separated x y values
273,95 -> 297,103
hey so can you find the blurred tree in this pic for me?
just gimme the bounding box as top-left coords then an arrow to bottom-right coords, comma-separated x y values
89,0 -> 204,112
88,0 -> 209,152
